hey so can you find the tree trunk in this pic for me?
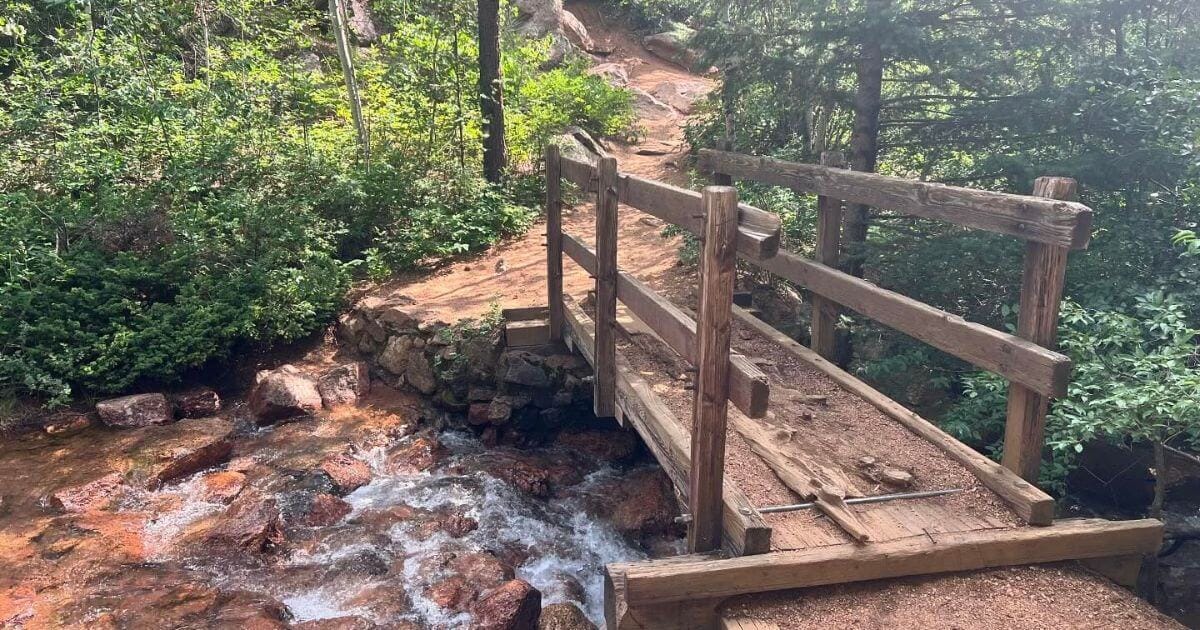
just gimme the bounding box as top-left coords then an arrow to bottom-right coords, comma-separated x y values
1150,439 -> 1167,520
477,0 -> 507,184
844,0 -> 885,279
330,0 -> 369,165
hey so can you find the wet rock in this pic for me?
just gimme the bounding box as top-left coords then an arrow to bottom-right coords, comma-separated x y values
292,617 -> 377,630
378,335 -> 415,376
51,472 -> 125,513
320,453 -> 372,495
200,470 -> 247,503
96,393 -> 172,428
486,451 -> 582,498
406,353 -> 438,395
587,467 -> 678,540
332,549 -> 390,577
171,387 -> 221,418
554,428 -> 638,463
343,583 -> 413,622
385,433 -> 445,474
452,551 -> 514,587
426,576 -> 473,612
44,412 -> 93,436
142,419 -> 235,487
249,365 -> 322,423
318,361 -> 371,407
203,494 -> 285,552
487,398 -> 513,425
439,512 -> 479,538
349,503 -> 420,530
469,385 -> 497,402
301,493 -> 353,527
539,603 -> 595,630
471,579 -> 541,630
502,352 -> 551,388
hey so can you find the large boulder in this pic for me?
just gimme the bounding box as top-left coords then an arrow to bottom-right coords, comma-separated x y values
97,393 -> 172,428
378,335 -> 416,376
649,80 -> 709,115
406,352 -> 438,395
587,62 -> 630,87
318,361 -> 371,407
501,351 -> 552,388
319,452 -> 373,495
629,87 -> 676,120
248,365 -> 322,423
643,28 -> 702,69
471,579 -> 541,630
513,0 -> 594,63
585,467 -> 678,540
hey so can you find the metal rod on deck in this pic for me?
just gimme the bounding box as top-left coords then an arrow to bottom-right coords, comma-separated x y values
676,488 -> 963,524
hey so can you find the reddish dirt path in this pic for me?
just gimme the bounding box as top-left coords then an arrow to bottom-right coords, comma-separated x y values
372,3 -> 709,322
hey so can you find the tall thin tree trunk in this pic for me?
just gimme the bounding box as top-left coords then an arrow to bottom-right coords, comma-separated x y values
331,0 -> 369,165
844,0 -> 885,280
477,0 -> 507,184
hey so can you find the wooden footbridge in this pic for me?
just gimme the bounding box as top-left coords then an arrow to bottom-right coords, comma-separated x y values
527,144 -> 1163,628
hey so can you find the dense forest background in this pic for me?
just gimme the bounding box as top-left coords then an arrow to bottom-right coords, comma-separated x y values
2,0 -> 1199,495
630,0 -> 1200,493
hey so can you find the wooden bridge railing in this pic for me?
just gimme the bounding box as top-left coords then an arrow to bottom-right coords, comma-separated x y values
697,149 -> 1091,485
546,144 -> 779,553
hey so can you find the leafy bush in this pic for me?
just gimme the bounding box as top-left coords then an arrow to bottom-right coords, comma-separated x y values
0,0 -> 630,403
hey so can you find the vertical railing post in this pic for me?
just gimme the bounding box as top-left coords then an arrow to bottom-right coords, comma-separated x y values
1002,176 -> 1078,484
811,150 -> 846,361
688,185 -> 739,553
593,156 -> 619,418
545,144 -> 564,341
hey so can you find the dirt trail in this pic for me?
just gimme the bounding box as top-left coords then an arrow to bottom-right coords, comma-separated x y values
376,2 -> 709,322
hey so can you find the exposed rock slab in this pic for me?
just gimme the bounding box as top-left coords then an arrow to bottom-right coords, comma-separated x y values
249,364 -> 322,423
97,393 -> 172,428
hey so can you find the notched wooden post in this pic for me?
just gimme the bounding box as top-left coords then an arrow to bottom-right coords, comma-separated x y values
688,185 -> 739,553
1002,176 -> 1078,485
811,150 -> 845,362
594,156 -> 619,418
545,144 -> 564,341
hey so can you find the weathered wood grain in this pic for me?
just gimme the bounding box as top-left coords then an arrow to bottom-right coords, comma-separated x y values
546,144 -> 564,341
1002,177 -> 1077,482
810,150 -> 845,360
748,249 -> 1071,398
609,518 -> 1162,606
698,149 -> 1093,249
594,157 -> 619,418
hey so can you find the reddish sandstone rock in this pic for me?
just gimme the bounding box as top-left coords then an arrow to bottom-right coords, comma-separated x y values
317,362 -> 371,407
292,617 -> 377,630
51,472 -> 125,513
349,504 -> 420,529
200,471 -> 246,503
539,603 -> 596,630
452,552 -> 513,587
248,365 -> 322,423
97,393 -> 172,428
554,428 -> 638,463
385,433 -> 445,474
595,467 -> 678,539
439,513 -> 479,538
471,579 -> 541,630
320,453 -> 372,495
485,451 -> 583,498
171,387 -> 221,418
203,495 -> 285,552
467,402 -> 492,426
149,434 -> 234,487
426,576 -> 473,611
302,493 -> 353,527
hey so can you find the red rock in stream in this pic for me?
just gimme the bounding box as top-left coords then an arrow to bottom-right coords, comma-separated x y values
292,617 -> 377,630
201,494 -> 285,552
96,393 -> 173,428
200,470 -> 247,503
471,579 -> 542,630
587,467 -> 679,540
539,603 -> 596,630
317,361 -> 371,407
385,433 -> 445,474
319,453 -> 372,495
485,451 -> 583,498
249,364 -> 322,423
302,493 -> 353,527
51,472 -> 125,513
43,412 -> 93,436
